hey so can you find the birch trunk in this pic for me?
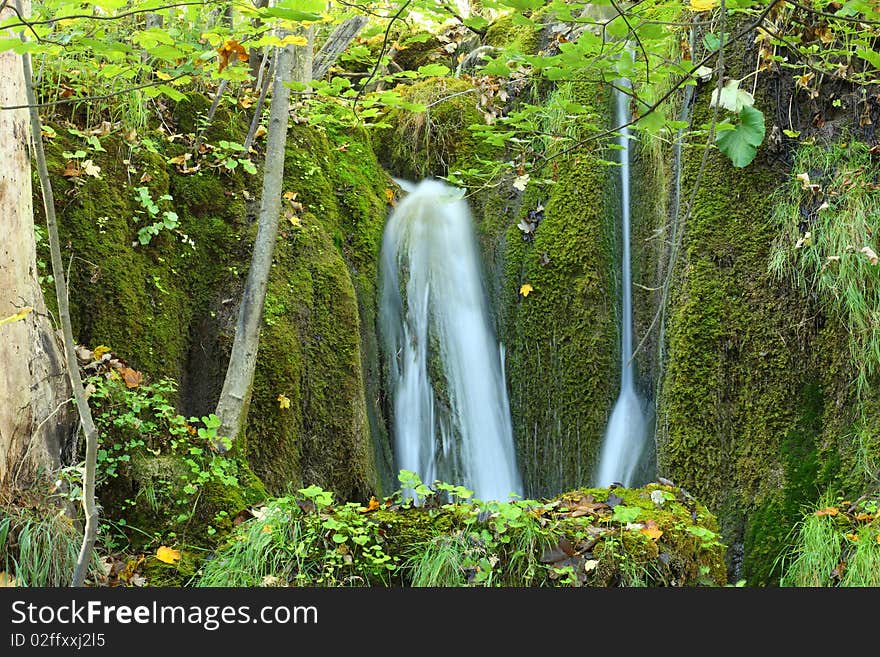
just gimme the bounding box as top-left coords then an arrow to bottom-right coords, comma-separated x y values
0,1 -> 71,490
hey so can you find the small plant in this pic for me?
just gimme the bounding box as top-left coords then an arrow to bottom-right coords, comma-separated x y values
205,140 -> 257,174
132,186 -> 180,245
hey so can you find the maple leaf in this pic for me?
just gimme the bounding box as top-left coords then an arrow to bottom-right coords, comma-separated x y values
277,393 -> 291,409
92,345 -> 111,360
0,306 -> 33,326
155,546 -> 181,564
217,39 -> 248,74
520,283 -> 534,297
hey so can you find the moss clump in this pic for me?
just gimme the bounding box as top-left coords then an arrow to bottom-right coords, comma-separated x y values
484,13 -> 543,55
197,481 -> 727,587
380,77 -> 495,179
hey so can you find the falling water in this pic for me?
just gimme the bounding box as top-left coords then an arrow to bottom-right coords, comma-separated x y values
596,80 -> 648,488
379,179 -> 522,500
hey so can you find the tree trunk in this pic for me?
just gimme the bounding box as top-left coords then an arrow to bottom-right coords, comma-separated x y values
214,40 -> 299,445
0,1 -> 71,491
312,16 -> 368,81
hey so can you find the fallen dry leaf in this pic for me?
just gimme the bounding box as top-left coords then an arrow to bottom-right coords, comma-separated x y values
359,497 -> 381,513
155,546 -> 181,564
640,519 -> 663,540
277,393 -> 291,410
0,306 -> 33,326
520,283 -> 534,297
815,506 -> 839,517
119,367 -> 142,389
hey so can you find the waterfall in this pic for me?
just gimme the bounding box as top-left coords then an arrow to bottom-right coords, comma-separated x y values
379,179 -> 522,501
596,79 -> 648,488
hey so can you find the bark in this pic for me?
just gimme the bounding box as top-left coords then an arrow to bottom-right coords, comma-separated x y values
14,0 -> 101,586
312,16 -> 368,81
214,40 -> 299,445
0,0 -> 71,492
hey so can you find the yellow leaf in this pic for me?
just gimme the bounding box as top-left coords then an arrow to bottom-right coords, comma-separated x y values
689,0 -> 717,11
281,35 -> 309,46
92,345 -> 111,360
254,125 -> 268,140
283,191 -> 298,201
876,535 -> 880,545
156,71 -> 172,81
0,306 -> 33,326
359,497 -> 381,513
0,571 -> 16,587
261,524 -> 273,534
520,283 -> 534,297
155,546 -> 181,564
815,506 -> 839,517
277,393 -> 291,410
384,188 -> 396,206
640,520 -> 663,540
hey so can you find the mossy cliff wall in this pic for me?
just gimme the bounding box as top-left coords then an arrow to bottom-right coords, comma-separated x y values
36,98 -> 393,506
654,35 -> 879,583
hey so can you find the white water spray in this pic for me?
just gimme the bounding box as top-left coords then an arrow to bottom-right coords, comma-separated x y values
379,179 -> 522,500
596,78 -> 648,488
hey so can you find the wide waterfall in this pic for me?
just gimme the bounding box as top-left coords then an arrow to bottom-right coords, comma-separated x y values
596,80 -> 648,488
379,179 -> 522,500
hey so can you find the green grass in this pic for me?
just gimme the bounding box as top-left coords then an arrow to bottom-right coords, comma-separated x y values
0,506 -> 94,587
407,532 -> 474,587
778,511 -> 842,587
840,527 -> 880,586
770,140 -> 880,398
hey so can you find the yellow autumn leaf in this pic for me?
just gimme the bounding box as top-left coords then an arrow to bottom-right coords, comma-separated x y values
815,506 -> 839,517
155,546 -> 181,564
254,125 -> 268,140
384,188 -> 396,206
281,35 -> 309,46
155,71 -> 172,81
689,0 -> 717,11
277,393 -> 291,410
0,306 -> 33,326
876,535 -> 880,545
261,524 -> 273,534
520,283 -> 534,297
92,344 -> 111,360
0,571 -> 16,587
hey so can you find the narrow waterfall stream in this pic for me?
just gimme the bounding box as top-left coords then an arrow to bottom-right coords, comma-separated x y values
596,80 -> 648,487
379,179 -> 522,500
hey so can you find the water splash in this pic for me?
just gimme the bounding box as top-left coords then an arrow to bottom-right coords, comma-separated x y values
379,179 -> 522,500
596,77 -> 648,488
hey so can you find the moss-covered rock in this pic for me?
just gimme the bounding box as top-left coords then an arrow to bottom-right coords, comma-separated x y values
196,482 -> 727,587
379,77 -> 496,179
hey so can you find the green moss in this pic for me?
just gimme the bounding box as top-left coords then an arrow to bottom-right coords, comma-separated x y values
484,13 -> 543,55
380,77 -> 496,179
496,82 -> 617,497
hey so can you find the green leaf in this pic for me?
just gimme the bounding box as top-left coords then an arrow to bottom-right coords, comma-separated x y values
856,48 -> 880,69
501,0 -> 545,9
703,33 -> 721,51
612,505 -> 642,523
417,63 -> 450,77
715,105 -> 765,168
262,7 -> 322,22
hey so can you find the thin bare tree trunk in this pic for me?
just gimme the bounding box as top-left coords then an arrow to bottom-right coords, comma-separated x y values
312,16 -> 368,81
0,0 -> 71,492
15,0 -> 100,586
214,39 -> 299,444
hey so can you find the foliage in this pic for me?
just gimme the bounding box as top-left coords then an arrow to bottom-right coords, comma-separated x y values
198,471 -> 727,587
780,494 -> 880,587
771,141 -> 880,399
59,373 -> 255,545
0,504 -> 97,586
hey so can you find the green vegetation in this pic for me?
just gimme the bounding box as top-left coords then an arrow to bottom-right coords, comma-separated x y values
198,473 -> 727,587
